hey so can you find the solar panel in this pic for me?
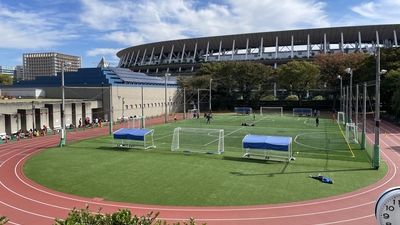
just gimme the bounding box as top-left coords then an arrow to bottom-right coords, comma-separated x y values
108,67 -> 174,85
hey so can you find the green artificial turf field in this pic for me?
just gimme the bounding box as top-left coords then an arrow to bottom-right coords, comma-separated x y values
23,113 -> 387,206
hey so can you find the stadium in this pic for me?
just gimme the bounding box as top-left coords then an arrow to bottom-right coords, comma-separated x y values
1,23 -> 400,225
116,24 -> 400,76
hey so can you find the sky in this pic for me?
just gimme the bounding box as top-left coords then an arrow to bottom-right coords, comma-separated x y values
1,0 -> 400,68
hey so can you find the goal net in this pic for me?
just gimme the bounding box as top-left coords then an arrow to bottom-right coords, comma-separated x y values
260,107 -> 283,116
127,115 -> 143,128
346,123 -> 358,144
337,111 -> 345,125
171,127 -> 224,154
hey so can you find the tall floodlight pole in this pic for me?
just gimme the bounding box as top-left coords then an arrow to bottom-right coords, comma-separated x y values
165,72 -> 171,123
209,79 -> 213,112
337,75 -> 343,112
373,46 -> 387,169
59,61 -> 71,147
345,68 -> 353,123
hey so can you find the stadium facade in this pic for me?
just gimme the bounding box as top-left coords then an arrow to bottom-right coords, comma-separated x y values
0,67 -> 179,135
116,24 -> 400,76
1,24 -> 400,136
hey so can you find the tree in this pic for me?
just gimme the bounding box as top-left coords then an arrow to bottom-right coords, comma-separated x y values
392,81 -> 400,121
275,60 -> 320,105
0,74 -> 13,85
314,52 -> 367,110
221,61 -> 273,106
178,61 -> 273,110
382,69 -> 400,114
314,52 -> 367,90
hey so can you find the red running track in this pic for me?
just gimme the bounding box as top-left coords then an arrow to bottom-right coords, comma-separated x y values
0,115 -> 400,225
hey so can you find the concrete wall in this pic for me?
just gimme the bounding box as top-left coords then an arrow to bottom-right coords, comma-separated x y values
0,84 -> 181,135
110,85 -> 180,121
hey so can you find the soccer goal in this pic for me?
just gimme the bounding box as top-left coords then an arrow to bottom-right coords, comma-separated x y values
171,127 -> 224,154
337,111 -> 345,125
346,123 -> 358,144
260,107 -> 283,116
127,115 -> 143,128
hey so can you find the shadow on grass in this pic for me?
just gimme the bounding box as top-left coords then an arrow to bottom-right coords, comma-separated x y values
96,146 -> 142,151
222,156 -> 287,164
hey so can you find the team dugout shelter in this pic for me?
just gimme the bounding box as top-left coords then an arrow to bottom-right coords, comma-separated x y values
242,134 -> 294,162
113,128 -> 155,149
235,107 -> 253,115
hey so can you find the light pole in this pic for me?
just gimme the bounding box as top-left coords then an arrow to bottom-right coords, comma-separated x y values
345,68 -> 353,123
337,75 -> 342,112
209,78 -> 213,112
31,101 -> 35,131
122,97 -> 125,119
373,46 -> 387,169
165,72 -> 171,123
59,61 -> 71,147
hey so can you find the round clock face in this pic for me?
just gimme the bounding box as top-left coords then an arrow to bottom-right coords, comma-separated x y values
375,187 -> 400,225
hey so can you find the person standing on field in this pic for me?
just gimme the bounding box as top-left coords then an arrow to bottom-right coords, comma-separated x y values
316,117 -> 319,127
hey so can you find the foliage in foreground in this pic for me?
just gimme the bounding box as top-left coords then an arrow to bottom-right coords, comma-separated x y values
0,215 -> 9,225
54,205 -> 205,225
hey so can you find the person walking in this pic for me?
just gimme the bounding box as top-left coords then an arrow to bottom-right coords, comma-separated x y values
206,113 -> 211,124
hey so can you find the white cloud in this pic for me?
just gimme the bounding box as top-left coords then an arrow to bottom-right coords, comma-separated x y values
0,3 -> 79,49
78,0 -> 331,46
86,48 -> 122,56
350,0 -> 400,24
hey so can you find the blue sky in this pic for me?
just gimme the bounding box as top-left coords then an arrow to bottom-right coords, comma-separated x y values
1,0 -> 399,68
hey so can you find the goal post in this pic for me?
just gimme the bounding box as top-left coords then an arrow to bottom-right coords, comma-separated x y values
171,127 -> 224,154
260,107 -> 283,116
346,123 -> 358,144
337,111 -> 345,125
127,115 -> 143,128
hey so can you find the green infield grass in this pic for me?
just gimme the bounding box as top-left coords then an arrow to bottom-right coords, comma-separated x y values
23,113 -> 387,206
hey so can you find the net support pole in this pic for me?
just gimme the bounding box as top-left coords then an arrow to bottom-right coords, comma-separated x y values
141,86 -> 145,128
361,82 -> 367,149
373,46 -> 381,169
109,85 -> 113,134
183,88 -> 186,119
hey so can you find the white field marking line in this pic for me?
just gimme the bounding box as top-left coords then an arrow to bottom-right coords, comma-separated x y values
7,122 -> 397,217
314,215 -> 374,225
294,132 -> 350,152
12,135 -> 397,214
159,201 -> 375,222
0,199 -> 56,220
0,181 -> 71,211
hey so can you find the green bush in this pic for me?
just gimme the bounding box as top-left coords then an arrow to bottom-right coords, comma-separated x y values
285,95 -> 299,101
54,205 -> 204,225
312,95 -> 324,100
261,95 -> 278,101
0,215 -> 9,225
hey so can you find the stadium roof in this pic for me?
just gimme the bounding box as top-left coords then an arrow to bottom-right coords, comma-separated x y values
117,24 -> 400,57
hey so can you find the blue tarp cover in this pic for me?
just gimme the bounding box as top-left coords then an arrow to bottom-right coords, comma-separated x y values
113,128 -> 152,141
243,135 -> 291,151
